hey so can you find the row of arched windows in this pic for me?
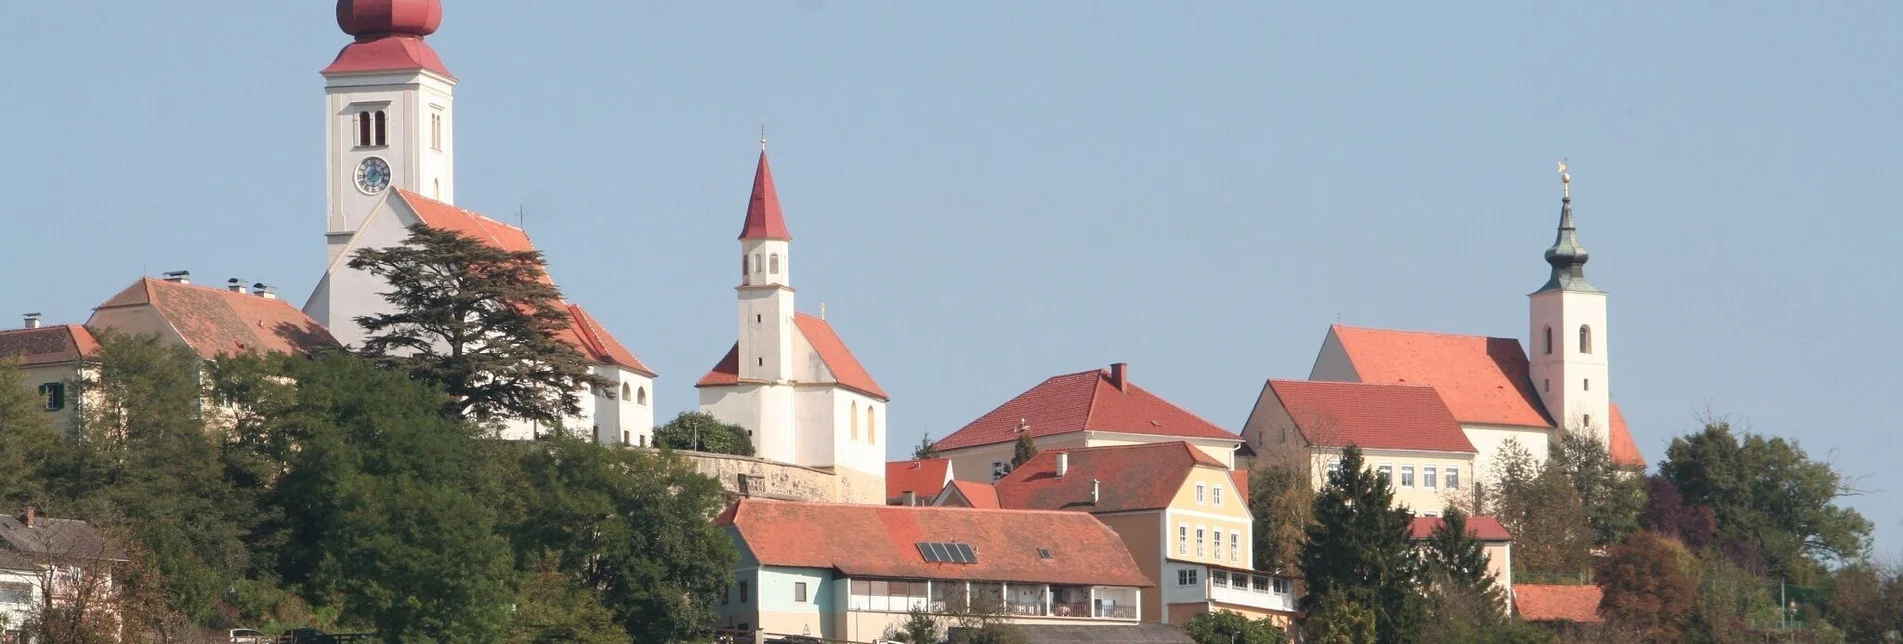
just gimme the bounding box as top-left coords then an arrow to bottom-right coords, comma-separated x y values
1542,324 -> 1594,355
355,110 -> 387,148
849,401 -> 878,445
744,253 -> 784,277
611,382 -> 648,406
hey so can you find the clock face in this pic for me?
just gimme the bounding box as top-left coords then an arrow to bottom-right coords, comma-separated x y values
355,156 -> 392,194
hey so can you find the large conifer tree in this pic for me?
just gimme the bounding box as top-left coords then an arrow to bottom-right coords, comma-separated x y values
1299,446 -> 1424,644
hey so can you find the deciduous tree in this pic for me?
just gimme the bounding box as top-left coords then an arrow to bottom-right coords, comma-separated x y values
1660,420 -> 1871,575
1183,609 -> 1290,644
1550,427 -> 1645,547
1596,531 -> 1698,643
652,411 -> 755,456
1488,440 -> 1592,583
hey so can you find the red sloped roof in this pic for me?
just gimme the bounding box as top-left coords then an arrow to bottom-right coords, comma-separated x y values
721,499 -> 1148,587
695,344 -> 740,387
1607,403 -> 1645,469
1409,515 -> 1513,541
321,35 -> 453,78
1231,469 -> 1250,505
563,304 -> 655,376
0,325 -> 98,367
1514,584 -> 1605,623
995,442 -> 1225,513
943,480 -> 1000,509
92,278 -> 338,359
793,314 -> 886,399
887,459 -> 952,501
1265,379 -> 1476,453
738,151 -> 791,240
934,368 -> 1238,452
1328,325 -> 1553,429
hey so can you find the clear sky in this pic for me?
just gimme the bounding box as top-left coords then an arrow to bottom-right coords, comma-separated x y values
3,2 -> 1898,556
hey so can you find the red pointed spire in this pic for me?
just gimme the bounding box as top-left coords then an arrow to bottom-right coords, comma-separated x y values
739,151 -> 791,241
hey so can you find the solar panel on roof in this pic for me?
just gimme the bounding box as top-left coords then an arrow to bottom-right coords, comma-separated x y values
930,542 -> 953,562
955,543 -> 977,563
917,542 -> 938,562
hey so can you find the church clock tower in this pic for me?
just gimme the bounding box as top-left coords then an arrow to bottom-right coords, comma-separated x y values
1528,162 -> 1611,446
321,0 -> 456,265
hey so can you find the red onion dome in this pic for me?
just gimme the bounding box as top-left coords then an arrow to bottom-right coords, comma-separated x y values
337,0 -> 443,39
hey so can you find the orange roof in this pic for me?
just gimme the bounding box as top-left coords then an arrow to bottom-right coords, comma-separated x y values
934,367 -> 1238,452
695,314 -> 887,400
1325,325 -> 1553,429
0,324 -> 98,367
1607,403 -> 1645,469
720,499 -> 1148,587
1513,584 -> 1604,623
995,442 -> 1226,513
887,459 -> 952,501
1410,515 -> 1513,541
562,304 -> 655,376
92,278 -> 337,359
1264,379 -> 1476,453
1230,469 -> 1250,505
941,480 -> 1000,509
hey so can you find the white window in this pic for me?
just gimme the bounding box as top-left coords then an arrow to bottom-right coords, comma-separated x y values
1272,578 -> 1291,595
1230,530 -> 1240,562
1213,486 -> 1223,506
1212,572 -> 1227,587
1196,484 -> 1206,504
1178,524 -> 1188,555
1377,463 -> 1392,485
867,406 -> 878,445
1213,530 -> 1222,559
991,460 -> 1008,482
430,111 -> 443,151
39,382 -> 65,411
1178,569 -> 1199,586
1251,576 -> 1269,592
1423,465 -> 1438,489
1196,527 -> 1206,557
1400,465 -> 1415,488
1446,467 -> 1460,489
0,582 -> 30,604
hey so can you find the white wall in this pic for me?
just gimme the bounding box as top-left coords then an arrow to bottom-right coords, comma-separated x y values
1462,424 -> 1552,489
1528,290 -> 1610,448
0,567 -> 40,635
324,69 -> 456,264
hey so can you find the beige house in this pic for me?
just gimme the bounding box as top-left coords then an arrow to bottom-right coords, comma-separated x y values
0,316 -> 97,431
1243,379 -> 1479,514
1411,515 -> 1515,598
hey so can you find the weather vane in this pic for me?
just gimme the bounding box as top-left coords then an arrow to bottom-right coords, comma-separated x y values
760,122 -> 768,152
1558,159 -> 1571,199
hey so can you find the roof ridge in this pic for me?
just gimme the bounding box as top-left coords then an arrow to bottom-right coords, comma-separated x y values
1334,324 -> 1511,342
740,497 -> 1086,518
396,189 -> 528,235
1270,378 -> 1439,390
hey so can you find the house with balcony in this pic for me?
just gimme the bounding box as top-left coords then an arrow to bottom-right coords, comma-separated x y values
973,442 -> 1298,627
716,498 -> 1149,642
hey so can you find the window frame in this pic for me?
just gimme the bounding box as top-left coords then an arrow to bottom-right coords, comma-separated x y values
1400,465 -> 1415,488
1229,530 -> 1240,562
1423,465 -> 1438,489
1178,524 -> 1188,555
794,581 -> 808,603
1212,485 -> 1223,506
1196,483 -> 1205,504
1446,466 -> 1460,489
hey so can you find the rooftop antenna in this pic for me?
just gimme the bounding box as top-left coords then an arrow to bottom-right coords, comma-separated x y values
517,204 -> 528,230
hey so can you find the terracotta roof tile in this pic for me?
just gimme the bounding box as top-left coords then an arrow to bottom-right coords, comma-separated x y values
887,459 -> 952,501
0,325 -> 97,366
935,368 -> 1238,452
738,152 -> 791,240
696,344 -> 740,387
995,442 -> 1224,513
695,315 -> 886,399
721,499 -> 1148,587
321,35 -> 453,78
1326,326 -> 1553,429
1265,380 -> 1476,453
562,304 -> 655,376
1410,515 -> 1513,541
1231,469 -> 1250,505
1607,403 -> 1645,469
942,480 -> 1000,509
1513,584 -> 1604,623
92,278 -> 338,359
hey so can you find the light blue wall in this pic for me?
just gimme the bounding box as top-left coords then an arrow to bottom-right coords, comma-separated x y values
759,566 -> 835,614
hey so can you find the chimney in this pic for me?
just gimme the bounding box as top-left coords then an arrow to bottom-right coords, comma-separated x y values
1090,479 -> 1101,505
160,271 -> 190,284
901,491 -> 917,506
1056,452 -> 1069,478
252,283 -> 278,300
227,278 -> 248,293
23,313 -> 42,330
22,505 -> 34,528
1109,362 -> 1129,392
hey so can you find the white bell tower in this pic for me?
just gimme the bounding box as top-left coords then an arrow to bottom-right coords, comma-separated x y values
732,145 -> 799,462
321,0 -> 457,265
1528,161 -> 1610,446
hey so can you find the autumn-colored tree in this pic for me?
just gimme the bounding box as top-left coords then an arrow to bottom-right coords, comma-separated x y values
1596,531 -> 1698,643
1637,475 -> 1716,549
1489,441 -> 1592,582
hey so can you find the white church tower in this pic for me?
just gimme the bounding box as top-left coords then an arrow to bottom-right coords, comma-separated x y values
732,147 -> 799,462
1528,162 -> 1611,446
321,0 -> 456,266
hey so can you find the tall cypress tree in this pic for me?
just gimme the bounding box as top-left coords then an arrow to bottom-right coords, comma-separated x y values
1299,446 -> 1424,644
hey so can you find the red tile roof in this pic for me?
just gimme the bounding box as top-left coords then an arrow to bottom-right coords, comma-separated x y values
392,190 -> 655,376
1409,516 -> 1513,541
887,459 -> 952,501
720,499 -> 1148,587
1607,403 -> 1645,469
0,325 -> 98,367
1264,380 -> 1477,454
1326,326 -> 1553,429
942,480 -> 1000,509
321,35 -> 453,78
934,367 -> 1239,452
92,278 -> 338,359
995,442 -> 1225,514
1231,469 -> 1250,505
1513,584 -> 1604,623
738,151 -> 791,240
694,314 -> 887,400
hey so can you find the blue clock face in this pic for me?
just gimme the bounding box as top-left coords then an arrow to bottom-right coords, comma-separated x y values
355,156 -> 392,194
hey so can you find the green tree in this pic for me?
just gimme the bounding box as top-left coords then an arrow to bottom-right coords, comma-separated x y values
1488,440 -> 1592,582
350,223 -> 604,427
1686,553 -> 1780,640
1827,563 -> 1902,643
652,411 -> 755,456
1183,610 -> 1290,644
507,554 -> 630,644
1550,427 -> 1645,548
0,358 -> 60,507
1422,507 -> 1503,607
1248,439 -> 1315,575
888,607 -> 941,643
913,433 -> 939,460
1307,594 -> 1377,644
1300,446 -> 1424,644
1660,421 -> 1871,575
1596,531 -> 1698,643
1011,432 -> 1038,468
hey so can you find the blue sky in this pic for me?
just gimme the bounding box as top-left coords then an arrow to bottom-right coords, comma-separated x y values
3,2 -> 1898,556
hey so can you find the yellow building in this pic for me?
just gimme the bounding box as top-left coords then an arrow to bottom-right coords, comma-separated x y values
1243,379 -> 1480,515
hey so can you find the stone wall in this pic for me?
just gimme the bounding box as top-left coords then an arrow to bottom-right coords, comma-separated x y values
679,451 -> 865,504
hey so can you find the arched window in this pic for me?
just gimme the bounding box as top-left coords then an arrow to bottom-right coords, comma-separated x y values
1543,325 -> 1553,355
636,387 -> 647,406
850,401 -> 859,439
620,383 -> 631,400
1579,325 -> 1592,354
357,111 -> 372,147
432,178 -> 441,200
373,110 -> 387,147
769,253 -> 780,275
867,406 -> 877,445
741,256 -> 748,278
752,254 -> 762,274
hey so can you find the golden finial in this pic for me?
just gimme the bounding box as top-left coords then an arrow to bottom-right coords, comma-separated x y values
760,122 -> 768,152
1558,159 -> 1571,199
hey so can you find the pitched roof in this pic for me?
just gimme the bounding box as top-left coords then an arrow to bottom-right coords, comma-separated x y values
1513,584 -> 1605,623
995,442 -> 1225,514
92,278 -> 338,359
1324,325 -> 1554,429
321,35 -> 453,78
720,499 -> 1148,587
738,151 -> 791,240
0,515 -> 126,561
391,190 -> 655,376
1230,469 -> 1250,505
887,459 -> 952,501
0,324 -> 98,367
1607,403 -> 1645,469
934,367 -> 1238,452
1409,515 -> 1513,541
1263,380 -> 1476,453
941,480 -> 1000,509
695,314 -> 887,399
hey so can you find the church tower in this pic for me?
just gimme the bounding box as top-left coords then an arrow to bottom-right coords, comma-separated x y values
1528,162 -> 1611,446
321,0 -> 457,265
733,147 -> 799,462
